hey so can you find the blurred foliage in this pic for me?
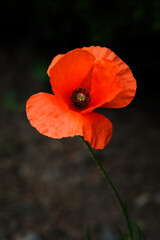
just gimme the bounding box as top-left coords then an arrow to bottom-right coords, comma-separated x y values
31,60 -> 48,85
0,0 -> 160,107
1,0 -> 160,47
2,90 -> 21,111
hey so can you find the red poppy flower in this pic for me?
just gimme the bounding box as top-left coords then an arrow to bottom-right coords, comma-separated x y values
26,46 -> 136,149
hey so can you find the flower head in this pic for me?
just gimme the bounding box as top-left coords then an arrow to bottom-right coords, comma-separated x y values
26,46 -> 136,149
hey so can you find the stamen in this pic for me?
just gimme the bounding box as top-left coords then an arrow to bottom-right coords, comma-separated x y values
71,88 -> 91,109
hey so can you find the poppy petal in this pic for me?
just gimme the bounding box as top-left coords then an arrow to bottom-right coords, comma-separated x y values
26,92 -> 112,149
83,46 -> 137,108
49,49 -> 95,106
47,54 -> 64,77
102,63 -> 137,108
82,112 -> 113,149
26,93 -> 83,138
83,46 -> 112,60
82,58 -> 121,114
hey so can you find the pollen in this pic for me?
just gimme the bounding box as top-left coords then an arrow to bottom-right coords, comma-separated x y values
71,88 -> 91,109
77,93 -> 86,101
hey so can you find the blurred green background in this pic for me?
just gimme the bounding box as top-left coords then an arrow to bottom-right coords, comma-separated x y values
0,0 -> 160,240
1,0 -> 160,109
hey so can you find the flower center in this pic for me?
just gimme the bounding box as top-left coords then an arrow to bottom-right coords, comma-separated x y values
71,88 -> 91,109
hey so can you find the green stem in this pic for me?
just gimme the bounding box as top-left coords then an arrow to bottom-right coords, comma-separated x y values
86,224 -> 92,240
81,137 -> 134,240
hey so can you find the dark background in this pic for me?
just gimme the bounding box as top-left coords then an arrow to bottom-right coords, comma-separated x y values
0,0 -> 160,239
